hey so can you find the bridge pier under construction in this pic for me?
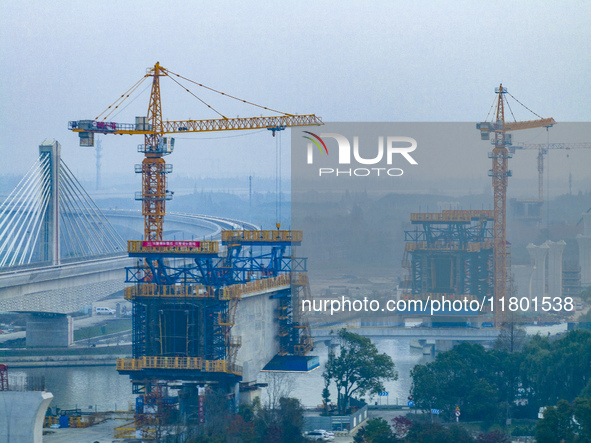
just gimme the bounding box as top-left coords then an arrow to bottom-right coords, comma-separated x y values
115,232 -> 315,437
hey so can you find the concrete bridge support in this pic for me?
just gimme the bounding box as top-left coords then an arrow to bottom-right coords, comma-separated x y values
0,390 -> 53,443
577,213 -> 591,286
511,264 -> 533,300
547,240 -> 566,299
527,243 -> 549,298
26,314 -> 73,347
232,292 -> 281,383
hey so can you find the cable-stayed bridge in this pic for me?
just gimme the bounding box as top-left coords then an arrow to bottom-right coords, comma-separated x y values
0,141 -> 221,346
1,140 -> 125,268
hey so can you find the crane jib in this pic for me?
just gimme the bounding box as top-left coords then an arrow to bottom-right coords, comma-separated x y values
68,115 -> 323,138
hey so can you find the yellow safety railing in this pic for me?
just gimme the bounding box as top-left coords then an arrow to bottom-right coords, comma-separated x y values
441,209 -> 494,219
125,274 -> 295,301
114,423 -> 137,439
45,414 -> 106,428
114,422 -> 157,439
467,240 -> 494,252
117,356 -> 242,376
124,284 -> 214,300
411,211 -> 494,223
405,243 -> 417,251
222,274 -> 291,299
405,240 -> 493,251
291,273 -> 308,286
127,240 -> 219,254
295,341 -> 314,355
221,230 -> 302,244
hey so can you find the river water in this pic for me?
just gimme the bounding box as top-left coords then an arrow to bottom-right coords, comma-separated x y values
12,338 -> 432,411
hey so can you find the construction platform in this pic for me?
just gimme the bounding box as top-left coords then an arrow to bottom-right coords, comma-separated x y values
403,210 -> 495,302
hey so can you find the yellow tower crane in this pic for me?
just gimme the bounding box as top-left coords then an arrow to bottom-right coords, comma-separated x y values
68,62 -> 323,240
511,142 -> 591,201
477,84 -> 555,322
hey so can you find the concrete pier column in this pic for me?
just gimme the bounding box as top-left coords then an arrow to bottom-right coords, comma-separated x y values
583,213 -> 591,237
547,240 -> 566,298
511,265 -> 534,299
527,243 -> 549,299
577,235 -> 591,286
26,314 -> 73,347
0,390 -> 53,443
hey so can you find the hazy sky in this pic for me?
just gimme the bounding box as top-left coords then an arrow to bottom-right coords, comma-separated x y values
1,0 -> 590,186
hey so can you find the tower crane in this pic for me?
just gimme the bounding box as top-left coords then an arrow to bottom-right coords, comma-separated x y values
477,85 -> 555,321
511,142 -> 591,201
68,62 -> 323,240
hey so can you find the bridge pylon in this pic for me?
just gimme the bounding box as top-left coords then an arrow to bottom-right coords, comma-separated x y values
39,140 -> 61,265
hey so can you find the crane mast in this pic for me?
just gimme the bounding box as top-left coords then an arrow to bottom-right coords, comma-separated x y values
511,142 -> 591,201
142,62 -> 167,240
491,85 -> 510,320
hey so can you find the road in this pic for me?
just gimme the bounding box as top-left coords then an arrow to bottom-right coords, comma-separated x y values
0,295 -> 131,345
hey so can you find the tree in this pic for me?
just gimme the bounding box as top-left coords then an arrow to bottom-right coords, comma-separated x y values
535,399 -> 576,443
410,342 -> 503,422
476,430 -> 510,443
405,422 -> 474,442
323,329 -> 397,415
521,330 -> 591,407
228,396 -> 306,443
278,397 -> 305,443
263,372 -> 295,411
353,417 -> 396,443
573,397 -> 591,442
494,318 -> 526,353
494,280 -> 526,353
391,416 -> 412,439
580,287 -> 591,303
580,379 -> 591,399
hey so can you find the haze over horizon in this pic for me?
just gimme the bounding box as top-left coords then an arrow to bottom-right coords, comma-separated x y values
1,1 -> 590,193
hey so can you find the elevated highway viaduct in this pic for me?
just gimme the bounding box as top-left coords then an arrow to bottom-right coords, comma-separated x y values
312,326 -> 500,353
0,211 -> 257,347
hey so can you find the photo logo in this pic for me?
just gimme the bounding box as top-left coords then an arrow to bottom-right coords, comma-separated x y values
302,131 -> 328,159
303,132 -> 418,177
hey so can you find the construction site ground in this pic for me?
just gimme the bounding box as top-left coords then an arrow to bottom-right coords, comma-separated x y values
41,418 -> 356,442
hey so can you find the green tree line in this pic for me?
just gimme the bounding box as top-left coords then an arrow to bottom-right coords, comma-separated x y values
409,328 -> 591,441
